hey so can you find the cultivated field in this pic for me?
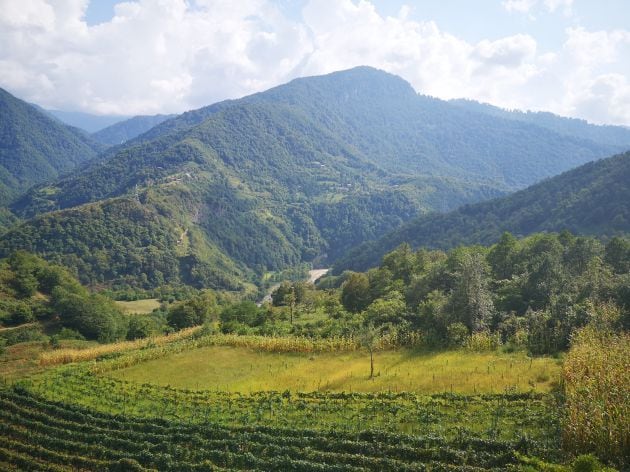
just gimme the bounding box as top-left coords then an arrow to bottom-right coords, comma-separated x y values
109,345 -> 561,394
2,331 -> 622,470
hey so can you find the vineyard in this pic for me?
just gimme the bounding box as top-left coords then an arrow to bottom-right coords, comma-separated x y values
0,385 -> 564,471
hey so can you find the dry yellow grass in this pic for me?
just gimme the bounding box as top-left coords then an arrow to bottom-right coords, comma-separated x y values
39,326 -> 201,366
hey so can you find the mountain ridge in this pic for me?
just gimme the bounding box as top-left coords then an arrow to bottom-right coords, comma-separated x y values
3,67 -> 630,290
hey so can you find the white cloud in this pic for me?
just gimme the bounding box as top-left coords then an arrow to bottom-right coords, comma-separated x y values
0,0 -> 628,126
502,0 -> 574,16
543,0 -> 573,14
502,0 -> 537,14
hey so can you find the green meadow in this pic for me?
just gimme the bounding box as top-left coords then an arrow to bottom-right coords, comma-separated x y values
109,345 -> 561,394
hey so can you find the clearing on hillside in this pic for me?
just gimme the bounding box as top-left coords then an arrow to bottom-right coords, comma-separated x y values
114,298 -> 161,314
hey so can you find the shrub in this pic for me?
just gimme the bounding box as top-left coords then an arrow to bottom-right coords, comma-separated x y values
57,327 -> 85,340
167,291 -> 218,330
571,454 -> 604,472
126,316 -> 152,340
464,331 -> 501,352
446,322 -> 469,347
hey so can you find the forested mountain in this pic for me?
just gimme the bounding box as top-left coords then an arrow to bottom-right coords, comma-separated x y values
0,88 -> 104,207
92,114 -> 176,145
3,67 -> 628,290
335,150 -> 630,272
450,99 -> 630,148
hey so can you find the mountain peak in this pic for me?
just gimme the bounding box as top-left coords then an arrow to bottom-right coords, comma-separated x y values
273,66 -> 417,100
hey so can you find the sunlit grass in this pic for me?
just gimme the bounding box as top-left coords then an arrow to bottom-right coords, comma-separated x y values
115,298 -> 161,314
110,344 -> 561,394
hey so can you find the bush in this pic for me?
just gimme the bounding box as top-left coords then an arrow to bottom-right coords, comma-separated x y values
167,291 -> 218,330
53,290 -> 127,343
127,317 -> 152,340
219,301 -> 261,328
10,303 -> 34,324
571,454 -> 605,472
57,327 -> 85,340
0,324 -> 45,346
446,322 -> 469,347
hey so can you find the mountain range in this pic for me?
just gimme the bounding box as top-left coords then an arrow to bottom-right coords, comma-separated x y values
1,66 -> 629,290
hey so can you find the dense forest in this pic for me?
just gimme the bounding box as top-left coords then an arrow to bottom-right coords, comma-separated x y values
227,231 -> 630,356
0,252 -> 127,345
2,68 -> 629,290
0,88 -> 103,207
336,150 -> 630,272
5,228 -> 626,355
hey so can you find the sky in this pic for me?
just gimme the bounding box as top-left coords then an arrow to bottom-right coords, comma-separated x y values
0,0 -> 629,125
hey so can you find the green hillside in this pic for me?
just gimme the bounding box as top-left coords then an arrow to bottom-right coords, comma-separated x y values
4,67 -> 629,290
335,150 -> 630,272
0,88 -> 103,206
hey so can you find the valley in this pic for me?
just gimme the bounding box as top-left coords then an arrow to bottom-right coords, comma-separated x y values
0,64 -> 628,472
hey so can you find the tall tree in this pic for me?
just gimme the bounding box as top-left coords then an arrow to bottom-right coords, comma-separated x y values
341,272 -> 371,313
450,252 -> 494,332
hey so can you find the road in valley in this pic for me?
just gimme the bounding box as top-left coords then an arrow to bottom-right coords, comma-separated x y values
259,268 -> 330,305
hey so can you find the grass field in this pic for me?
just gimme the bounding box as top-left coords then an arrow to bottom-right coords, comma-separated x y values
114,298 -> 161,314
109,345 -> 561,394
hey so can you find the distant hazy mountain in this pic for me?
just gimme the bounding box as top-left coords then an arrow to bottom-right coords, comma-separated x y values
92,114 -> 176,145
4,67 -> 629,290
45,109 -> 128,133
450,99 -> 630,149
334,150 -> 630,272
0,87 -> 103,207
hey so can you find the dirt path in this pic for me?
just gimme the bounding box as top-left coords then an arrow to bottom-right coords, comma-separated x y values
0,322 -> 38,332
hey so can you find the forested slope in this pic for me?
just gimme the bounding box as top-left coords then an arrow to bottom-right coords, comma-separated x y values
335,150 -> 630,272
0,88 -> 103,206
4,67 -> 629,289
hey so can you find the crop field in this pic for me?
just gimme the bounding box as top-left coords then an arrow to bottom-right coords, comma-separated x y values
0,386 -> 564,471
0,333 -> 588,470
108,345 -> 561,394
